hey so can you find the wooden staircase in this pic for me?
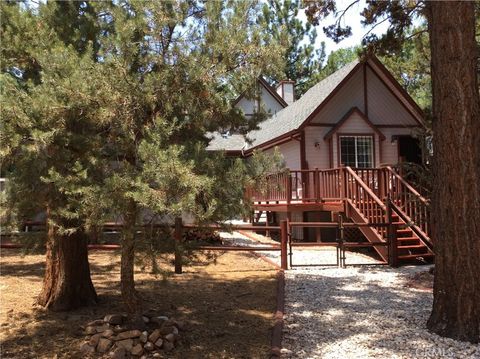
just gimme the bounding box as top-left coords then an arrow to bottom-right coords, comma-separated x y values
345,166 -> 434,264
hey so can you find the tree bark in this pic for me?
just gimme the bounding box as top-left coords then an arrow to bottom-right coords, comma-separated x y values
426,1 -> 480,343
37,210 -> 97,311
120,200 -> 141,313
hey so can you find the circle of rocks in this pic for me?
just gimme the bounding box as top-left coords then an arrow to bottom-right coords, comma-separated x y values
79,311 -> 185,358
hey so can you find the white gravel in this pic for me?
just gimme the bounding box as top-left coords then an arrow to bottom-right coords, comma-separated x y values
282,266 -> 479,359
219,231 -> 480,359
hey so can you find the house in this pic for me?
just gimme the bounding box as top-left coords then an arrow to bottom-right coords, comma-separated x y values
208,55 -> 433,264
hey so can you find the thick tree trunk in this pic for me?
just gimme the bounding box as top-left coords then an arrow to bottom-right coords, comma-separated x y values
37,212 -> 97,311
120,200 -> 141,313
426,1 -> 480,343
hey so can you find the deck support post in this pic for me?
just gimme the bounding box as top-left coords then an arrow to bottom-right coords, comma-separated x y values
386,198 -> 398,267
174,217 -> 183,274
280,220 -> 288,270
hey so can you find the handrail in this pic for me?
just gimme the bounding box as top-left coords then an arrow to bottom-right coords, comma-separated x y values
385,166 -> 429,204
344,167 -> 386,210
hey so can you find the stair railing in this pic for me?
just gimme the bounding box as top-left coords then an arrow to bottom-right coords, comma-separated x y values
344,166 -> 388,239
383,166 -> 432,245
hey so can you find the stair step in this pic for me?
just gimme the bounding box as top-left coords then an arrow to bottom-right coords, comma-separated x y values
398,253 -> 434,261
397,229 -> 413,234
398,244 -> 427,250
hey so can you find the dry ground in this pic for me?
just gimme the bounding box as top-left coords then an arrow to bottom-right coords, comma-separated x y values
0,248 -> 278,358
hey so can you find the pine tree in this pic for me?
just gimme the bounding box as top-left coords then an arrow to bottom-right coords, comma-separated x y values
260,0 -> 326,97
1,2 -> 102,310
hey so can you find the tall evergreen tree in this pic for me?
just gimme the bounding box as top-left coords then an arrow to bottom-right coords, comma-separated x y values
260,0 -> 326,97
1,2 -> 101,310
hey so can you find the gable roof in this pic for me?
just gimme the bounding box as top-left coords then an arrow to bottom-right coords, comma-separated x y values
243,59 -> 361,149
232,77 -> 288,109
208,55 -> 425,153
324,107 -> 386,140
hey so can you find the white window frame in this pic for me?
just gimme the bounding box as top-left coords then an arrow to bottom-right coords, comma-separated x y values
339,135 -> 374,168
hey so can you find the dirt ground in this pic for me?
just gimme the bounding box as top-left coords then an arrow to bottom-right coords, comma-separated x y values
0,249 -> 278,358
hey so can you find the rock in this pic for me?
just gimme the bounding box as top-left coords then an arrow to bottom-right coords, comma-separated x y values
139,331 -> 148,343
116,339 -> 133,351
110,347 -> 126,359
148,329 -> 161,343
163,341 -> 174,352
154,338 -> 163,348
144,342 -> 155,351
96,324 -> 110,333
152,353 -> 162,358
150,316 -> 169,326
164,333 -> 175,343
89,333 -> 102,346
113,325 -> 126,333
142,316 -> 149,324
102,329 -> 115,338
131,343 -> 144,356
87,319 -> 105,326
97,338 -> 114,353
173,320 -> 186,331
85,326 -> 97,335
116,329 -> 142,340
79,342 -> 95,354
172,326 -> 179,335
104,314 -> 124,325
159,325 -> 175,335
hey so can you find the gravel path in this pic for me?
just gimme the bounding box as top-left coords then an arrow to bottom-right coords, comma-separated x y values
219,231 -> 479,359
282,266 -> 479,359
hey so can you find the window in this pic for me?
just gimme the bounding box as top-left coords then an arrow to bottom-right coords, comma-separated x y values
340,136 -> 374,168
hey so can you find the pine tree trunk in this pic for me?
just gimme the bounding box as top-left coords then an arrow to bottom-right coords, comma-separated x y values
37,210 -> 97,311
120,200 -> 141,313
426,1 -> 480,343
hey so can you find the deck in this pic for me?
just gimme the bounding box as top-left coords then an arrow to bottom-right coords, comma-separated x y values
246,166 -> 434,264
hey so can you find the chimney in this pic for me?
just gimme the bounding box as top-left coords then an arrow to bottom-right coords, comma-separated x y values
276,80 -> 295,105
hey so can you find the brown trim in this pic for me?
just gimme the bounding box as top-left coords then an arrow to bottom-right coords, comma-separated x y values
363,63 -> 368,117
324,107 -> 386,141
231,77 -> 288,109
300,130 -> 307,170
368,55 -> 425,125
336,133 -> 376,168
258,77 -> 289,108
365,62 -> 425,128
247,133 -> 301,154
305,123 -> 337,127
299,62 -> 364,130
244,129 -> 299,154
376,124 -> 420,128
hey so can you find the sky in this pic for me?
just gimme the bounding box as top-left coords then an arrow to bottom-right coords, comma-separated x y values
298,0 -> 391,56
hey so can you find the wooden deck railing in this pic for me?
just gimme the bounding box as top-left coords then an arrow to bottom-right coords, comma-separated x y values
247,166 -> 432,244
383,166 -> 432,244
344,167 -> 388,239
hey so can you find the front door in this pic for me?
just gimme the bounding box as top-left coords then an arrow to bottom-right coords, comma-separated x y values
398,136 -> 422,165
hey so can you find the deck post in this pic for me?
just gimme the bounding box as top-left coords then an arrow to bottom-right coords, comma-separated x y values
286,171 -> 292,204
280,220 -> 288,270
314,167 -> 319,202
386,198 -> 398,267
174,217 -> 183,274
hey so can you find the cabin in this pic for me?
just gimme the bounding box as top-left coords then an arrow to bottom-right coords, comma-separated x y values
208,55 -> 433,264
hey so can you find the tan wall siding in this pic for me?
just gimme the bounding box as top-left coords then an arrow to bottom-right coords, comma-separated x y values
304,126 -> 331,169
331,112 -> 381,167
379,128 -> 423,166
366,66 -> 418,126
265,140 -> 300,169
235,84 -> 284,118
310,69 -> 364,124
